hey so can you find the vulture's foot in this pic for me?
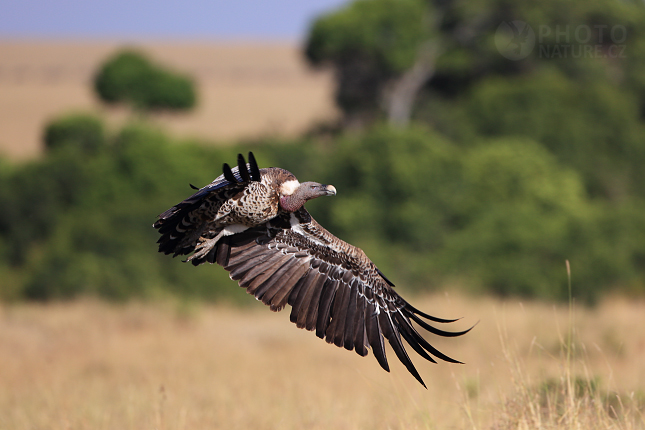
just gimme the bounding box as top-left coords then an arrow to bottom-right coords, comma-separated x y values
187,237 -> 218,262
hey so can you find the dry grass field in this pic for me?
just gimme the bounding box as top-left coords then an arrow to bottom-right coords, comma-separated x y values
0,293 -> 643,429
0,40 -> 337,159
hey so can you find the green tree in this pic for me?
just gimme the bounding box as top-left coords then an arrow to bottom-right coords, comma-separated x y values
306,0 -> 645,128
311,126 -> 644,302
305,0 -> 437,128
463,70 -> 645,200
94,50 -> 196,113
307,0 -> 645,202
43,113 -> 106,154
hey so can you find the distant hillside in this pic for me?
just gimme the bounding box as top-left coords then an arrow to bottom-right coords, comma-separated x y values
0,41 -> 337,159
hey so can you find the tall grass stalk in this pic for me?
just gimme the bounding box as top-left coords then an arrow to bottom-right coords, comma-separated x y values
565,259 -> 575,428
466,261 -> 645,430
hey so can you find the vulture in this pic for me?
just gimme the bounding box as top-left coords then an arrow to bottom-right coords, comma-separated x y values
154,152 -> 471,387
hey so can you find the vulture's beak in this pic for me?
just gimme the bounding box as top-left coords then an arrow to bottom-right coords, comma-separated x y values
322,184 -> 337,196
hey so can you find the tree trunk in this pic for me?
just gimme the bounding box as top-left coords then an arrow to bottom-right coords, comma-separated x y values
385,41 -> 440,128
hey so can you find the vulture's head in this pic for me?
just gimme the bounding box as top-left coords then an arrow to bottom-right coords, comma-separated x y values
278,179 -> 336,212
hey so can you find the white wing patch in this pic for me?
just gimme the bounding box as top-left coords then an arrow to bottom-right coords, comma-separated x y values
289,213 -> 326,247
220,223 -> 249,236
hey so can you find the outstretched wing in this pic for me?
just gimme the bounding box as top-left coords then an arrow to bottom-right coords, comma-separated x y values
214,207 -> 471,388
154,152 -> 261,257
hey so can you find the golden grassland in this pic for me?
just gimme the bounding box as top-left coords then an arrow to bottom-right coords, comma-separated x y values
0,292 -> 643,429
0,40 -> 337,159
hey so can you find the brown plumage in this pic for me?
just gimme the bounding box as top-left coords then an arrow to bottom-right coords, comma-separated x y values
154,152 -> 472,387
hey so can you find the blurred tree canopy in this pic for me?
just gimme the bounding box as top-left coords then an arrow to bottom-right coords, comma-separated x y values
306,0 -> 645,200
308,127 -> 645,302
306,0 -> 436,127
306,0 -> 645,127
1,116 -> 643,303
94,50 -> 196,112
3,0 -> 645,304
43,113 -> 106,154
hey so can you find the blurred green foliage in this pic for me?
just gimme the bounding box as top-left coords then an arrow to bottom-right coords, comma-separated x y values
306,0 -> 430,73
43,113 -> 106,154
460,70 -> 645,200
1,116 -> 643,303
4,0 -> 645,303
0,117 -> 239,301
299,0 -> 645,302
309,127 -> 645,302
306,0 -> 432,114
306,0 -> 645,200
94,50 -> 196,112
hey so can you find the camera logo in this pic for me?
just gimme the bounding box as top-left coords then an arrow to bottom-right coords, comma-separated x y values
495,21 -> 536,60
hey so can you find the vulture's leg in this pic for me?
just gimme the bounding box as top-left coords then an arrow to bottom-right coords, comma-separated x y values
187,224 -> 249,262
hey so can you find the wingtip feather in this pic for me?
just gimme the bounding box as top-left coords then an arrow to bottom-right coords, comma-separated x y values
237,153 -> 251,182
248,152 -> 261,181
223,163 -> 236,183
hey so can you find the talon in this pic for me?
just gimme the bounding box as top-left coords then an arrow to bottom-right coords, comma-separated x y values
187,237 -> 218,262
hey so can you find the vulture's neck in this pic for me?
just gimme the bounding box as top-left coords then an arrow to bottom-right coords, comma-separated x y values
280,193 -> 306,212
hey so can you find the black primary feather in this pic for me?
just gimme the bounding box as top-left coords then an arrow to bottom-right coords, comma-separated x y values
342,280 -> 359,351
223,163 -> 237,183
366,306 -> 390,372
248,152 -> 261,181
376,268 -> 395,287
353,294 -> 368,356
237,153 -> 251,182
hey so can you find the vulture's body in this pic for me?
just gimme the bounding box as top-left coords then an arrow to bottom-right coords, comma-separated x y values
154,153 -> 470,387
